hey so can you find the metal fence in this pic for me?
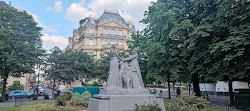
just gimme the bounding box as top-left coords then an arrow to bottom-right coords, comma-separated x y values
0,98 -> 55,108
206,100 -> 243,111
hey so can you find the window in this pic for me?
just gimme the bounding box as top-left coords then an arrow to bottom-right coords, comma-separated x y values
89,39 -> 94,45
118,30 -> 122,38
111,41 -> 115,44
103,40 -> 108,45
104,29 -> 108,36
111,29 -> 115,37
89,28 -> 93,36
90,20 -> 94,24
118,41 -> 123,45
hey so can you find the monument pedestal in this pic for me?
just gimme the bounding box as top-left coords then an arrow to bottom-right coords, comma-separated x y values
88,94 -> 165,111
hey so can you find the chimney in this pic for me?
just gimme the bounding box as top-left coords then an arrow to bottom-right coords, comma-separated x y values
8,1 -> 11,7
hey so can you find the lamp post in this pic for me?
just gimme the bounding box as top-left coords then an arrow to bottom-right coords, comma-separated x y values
153,82 -> 156,93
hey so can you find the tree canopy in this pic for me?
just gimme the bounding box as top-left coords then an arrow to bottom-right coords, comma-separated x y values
128,0 -> 250,99
0,7 -> 44,100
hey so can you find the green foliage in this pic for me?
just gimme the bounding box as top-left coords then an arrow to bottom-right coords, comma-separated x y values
79,18 -> 87,25
80,91 -> 91,106
71,93 -> 82,106
0,6 -> 45,100
71,91 -> 91,106
129,0 -> 250,99
45,48 -> 95,85
92,81 -> 101,86
165,96 -> 209,111
8,83 -> 24,91
56,97 -> 66,106
135,101 -> 162,111
93,54 -> 110,81
61,92 -> 72,101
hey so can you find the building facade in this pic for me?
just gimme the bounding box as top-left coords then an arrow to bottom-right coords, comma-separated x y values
67,10 -> 135,58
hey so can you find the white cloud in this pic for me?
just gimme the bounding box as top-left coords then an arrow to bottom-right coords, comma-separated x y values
65,0 -> 157,29
54,1 -> 63,12
41,34 -> 68,50
65,0 -> 93,24
31,14 -> 58,33
45,6 -> 51,11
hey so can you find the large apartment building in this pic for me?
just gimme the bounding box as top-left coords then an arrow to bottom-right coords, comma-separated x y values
67,10 -> 135,58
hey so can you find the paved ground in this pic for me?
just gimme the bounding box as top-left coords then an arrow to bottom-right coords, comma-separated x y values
207,102 -> 243,111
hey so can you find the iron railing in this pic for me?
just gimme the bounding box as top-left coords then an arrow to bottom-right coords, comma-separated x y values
79,33 -> 126,40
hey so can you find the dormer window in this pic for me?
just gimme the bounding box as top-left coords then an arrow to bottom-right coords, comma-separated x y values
90,20 -> 94,24
89,28 -> 93,36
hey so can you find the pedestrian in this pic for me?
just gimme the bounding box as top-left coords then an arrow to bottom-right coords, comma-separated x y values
57,89 -> 60,96
176,87 -> 181,97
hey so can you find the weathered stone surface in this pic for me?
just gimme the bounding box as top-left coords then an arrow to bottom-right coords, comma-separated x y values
88,94 -> 165,111
88,46 -> 165,111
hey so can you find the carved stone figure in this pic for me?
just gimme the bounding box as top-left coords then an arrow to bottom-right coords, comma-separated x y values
88,45 -> 165,111
105,45 -> 145,91
122,48 -> 144,89
106,45 -> 123,90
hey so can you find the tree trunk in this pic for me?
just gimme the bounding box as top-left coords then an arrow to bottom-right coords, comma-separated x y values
229,80 -> 234,106
167,71 -> 171,99
52,79 -> 55,99
188,82 -> 191,95
1,78 -> 7,101
192,73 -> 201,96
173,82 -> 175,91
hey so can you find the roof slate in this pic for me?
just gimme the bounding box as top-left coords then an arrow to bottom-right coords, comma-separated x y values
0,1 -> 8,7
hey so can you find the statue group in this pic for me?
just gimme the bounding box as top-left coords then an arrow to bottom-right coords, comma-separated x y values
106,44 -> 144,90
88,45 -> 165,111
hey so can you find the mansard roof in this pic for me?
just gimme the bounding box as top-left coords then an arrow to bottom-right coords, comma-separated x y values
0,1 -> 8,7
82,11 -> 135,31
99,11 -> 127,27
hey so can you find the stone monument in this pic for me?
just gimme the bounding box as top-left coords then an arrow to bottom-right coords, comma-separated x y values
88,45 -> 165,111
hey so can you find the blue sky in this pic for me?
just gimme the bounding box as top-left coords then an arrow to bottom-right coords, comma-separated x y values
2,0 -> 156,50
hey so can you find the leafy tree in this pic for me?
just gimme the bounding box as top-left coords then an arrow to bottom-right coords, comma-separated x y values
131,0 -> 249,102
0,7 -> 44,101
45,47 -> 62,98
46,47 -> 95,89
94,54 -> 110,81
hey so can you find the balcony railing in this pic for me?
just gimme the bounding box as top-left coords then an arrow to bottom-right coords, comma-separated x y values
79,33 -> 96,40
100,33 -> 126,39
79,33 -> 126,40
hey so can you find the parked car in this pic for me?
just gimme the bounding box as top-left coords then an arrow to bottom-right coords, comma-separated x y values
39,88 -> 46,95
61,89 -> 72,93
9,90 -> 33,99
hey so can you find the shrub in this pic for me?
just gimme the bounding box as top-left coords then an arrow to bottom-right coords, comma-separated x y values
136,101 -> 162,111
8,83 -> 24,91
165,95 -> 209,111
65,92 -> 73,100
92,81 -> 101,86
71,91 -> 91,106
61,92 -> 72,101
80,91 -> 91,106
71,93 -> 82,106
56,97 -> 66,106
